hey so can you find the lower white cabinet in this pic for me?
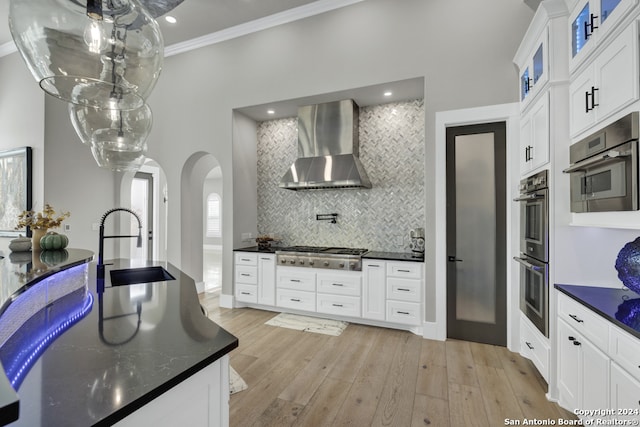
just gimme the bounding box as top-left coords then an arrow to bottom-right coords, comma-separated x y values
362,260 -> 386,321
557,292 -> 640,420
520,314 -> 550,382
558,318 -> 609,412
257,254 -> 276,305
276,288 -> 316,312
385,261 -> 422,326
317,294 -> 361,317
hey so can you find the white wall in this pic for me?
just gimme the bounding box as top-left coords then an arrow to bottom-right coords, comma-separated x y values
0,0 -> 534,319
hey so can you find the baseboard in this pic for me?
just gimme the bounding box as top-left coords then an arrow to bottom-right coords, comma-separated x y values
422,321 -> 446,341
219,293 -> 234,308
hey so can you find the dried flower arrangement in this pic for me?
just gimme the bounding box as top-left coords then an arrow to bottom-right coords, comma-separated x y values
15,203 -> 70,230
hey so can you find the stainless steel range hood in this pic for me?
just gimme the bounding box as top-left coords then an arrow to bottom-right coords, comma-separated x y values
279,99 -> 372,190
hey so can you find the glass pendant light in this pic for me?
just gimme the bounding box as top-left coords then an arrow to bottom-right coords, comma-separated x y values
9,0 -> 164,110
68,102 -> 152,147
91,141 -> 148,172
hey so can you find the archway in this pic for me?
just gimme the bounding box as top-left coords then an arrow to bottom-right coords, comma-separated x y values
180,152 -> 222,293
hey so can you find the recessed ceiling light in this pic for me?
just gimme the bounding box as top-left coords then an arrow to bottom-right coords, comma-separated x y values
384,91 -> 393,97
267,109 -> 275,115
165,16 -> 177,24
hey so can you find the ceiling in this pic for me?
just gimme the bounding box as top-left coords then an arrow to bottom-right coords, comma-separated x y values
0,0 -> 425,121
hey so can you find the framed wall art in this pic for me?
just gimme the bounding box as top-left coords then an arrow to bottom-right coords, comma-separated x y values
0,147 -> 32,237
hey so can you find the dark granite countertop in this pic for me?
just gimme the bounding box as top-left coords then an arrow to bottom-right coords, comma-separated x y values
0,253 -> 238,427
363,251 -> 424,262
233,245 -> 279,254
555,284 -> 640,340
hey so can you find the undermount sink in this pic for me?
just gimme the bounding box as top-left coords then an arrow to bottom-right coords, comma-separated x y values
109,266 -> 176,286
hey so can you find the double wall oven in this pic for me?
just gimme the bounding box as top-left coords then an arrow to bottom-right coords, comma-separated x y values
513,169 -> 549,337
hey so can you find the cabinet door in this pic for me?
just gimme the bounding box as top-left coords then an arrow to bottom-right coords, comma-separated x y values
610,362 -> 640,421
570,1 -> 593,69
529,92 -> 550,171
595,23 -> 638,121
362,260 -> 386,321
520,112 -> 533,175
558,320 -> 582,409
581,335 -> 609,413
258,254 -> 275,305
569,64 -> 596,137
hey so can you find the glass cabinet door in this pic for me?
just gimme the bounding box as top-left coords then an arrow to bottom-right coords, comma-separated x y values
532,43 -> 544,84
572,3 -> 591,58
601,0 -> 622,23
521,68 -> 530,101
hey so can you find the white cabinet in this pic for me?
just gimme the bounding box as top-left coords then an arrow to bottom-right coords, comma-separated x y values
569,22 -> 639,137
558,318 -> 609,412
235,252 -> 258,304
520,314 -> 550,382
276,267 -> 316,311
257,254 -> 276,305
362,260 -> 386,321
519,27 -> 549,107
316,271 -> 362,318
234,252 -> 276,305
568,0 -> 638,71
385,261 -> 423,326
520,92 -> 550,175
610,362 -> 640,421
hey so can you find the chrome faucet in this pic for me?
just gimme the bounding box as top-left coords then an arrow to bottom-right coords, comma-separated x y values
97,208 -> 143,279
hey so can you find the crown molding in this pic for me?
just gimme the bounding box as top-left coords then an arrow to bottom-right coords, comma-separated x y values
164,0 -> 364,57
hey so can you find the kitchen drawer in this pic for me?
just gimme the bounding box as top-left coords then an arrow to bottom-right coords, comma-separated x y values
520,313 -> 549,382
317,272 -> 361,296
235,265 -> 257,285
609,324 -> 640,382
235,283 -> 257,304
277,267 -> 316,292
235,252 -> 258,266
558,293 -> 609,352
276,289 -> 316,312
386,261 -> 423,279
386,300 -> 421,326
386,277 -> 421,302
317,294 -> 361,317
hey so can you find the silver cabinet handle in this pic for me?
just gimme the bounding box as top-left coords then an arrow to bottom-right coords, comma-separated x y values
398,311 -> 410,315
291,298 -> 301,302
332,304 -> 343,307
397,288 -> 411,292
241,292 -> 251,295
241,273 -> 251,276
398,269 -> 411,273
241,258 -> 251,262
290,279 -> 301,283
332,283 -> 344,287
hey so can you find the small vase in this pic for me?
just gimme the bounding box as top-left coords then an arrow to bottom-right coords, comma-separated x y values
31,228 -> 48,252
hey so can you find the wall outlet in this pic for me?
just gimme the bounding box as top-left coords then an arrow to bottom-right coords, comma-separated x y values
64,224 -> 71,231
396,235 -> 404,246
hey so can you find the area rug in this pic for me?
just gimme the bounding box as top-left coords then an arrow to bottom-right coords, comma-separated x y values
265,313 -> 348,336
229,366 -> 247,395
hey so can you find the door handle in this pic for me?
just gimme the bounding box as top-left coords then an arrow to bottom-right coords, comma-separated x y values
448,256 -> 463,262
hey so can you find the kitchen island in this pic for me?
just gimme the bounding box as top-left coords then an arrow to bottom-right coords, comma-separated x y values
0,247 -> 238,427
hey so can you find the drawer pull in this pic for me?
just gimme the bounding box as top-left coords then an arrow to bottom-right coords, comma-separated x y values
569,314 -> 584,323
261,257 -> 271,260
397,288 -> 411,292
290,279 -> 301,283
241,292 -> 251,295
332,283 -> 344,287
397,311 -> 410,315
291,298 -> 301,302
241,258 -> 251,262
398,269 -> 411,273
525,342 -> 534,350
369,264 -> 380,268
568,336 -> 575,341
332,304 -> 343,307
573,340 -> 581,346
241,273 -> 251,276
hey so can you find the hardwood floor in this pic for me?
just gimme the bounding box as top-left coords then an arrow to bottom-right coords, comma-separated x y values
199,292 -> 575,426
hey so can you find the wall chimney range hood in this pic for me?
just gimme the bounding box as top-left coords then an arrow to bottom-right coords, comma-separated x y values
279,99 -> 372,190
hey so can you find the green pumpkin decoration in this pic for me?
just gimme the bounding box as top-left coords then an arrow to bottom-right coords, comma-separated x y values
40,231 -> 69,250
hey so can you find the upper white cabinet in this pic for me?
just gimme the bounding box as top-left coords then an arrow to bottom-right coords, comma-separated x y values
568,0 -> 639,72
569,21 -> 639,137
520,27 -> 550,107
520,92 -> 550,175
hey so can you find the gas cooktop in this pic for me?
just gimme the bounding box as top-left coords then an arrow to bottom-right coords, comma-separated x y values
275,246 -> 369,271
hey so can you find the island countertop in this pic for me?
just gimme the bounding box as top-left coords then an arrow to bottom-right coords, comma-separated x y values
0,250 -> 238,427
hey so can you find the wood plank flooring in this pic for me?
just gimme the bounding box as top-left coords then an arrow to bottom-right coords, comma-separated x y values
199,293 -> 575,426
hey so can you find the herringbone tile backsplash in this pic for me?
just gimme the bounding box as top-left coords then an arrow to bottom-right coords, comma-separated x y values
257,100 -> 425,252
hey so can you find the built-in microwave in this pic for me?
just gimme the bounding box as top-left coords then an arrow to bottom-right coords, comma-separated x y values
563,112 -> 639,213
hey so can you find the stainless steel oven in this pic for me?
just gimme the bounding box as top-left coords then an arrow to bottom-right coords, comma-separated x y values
563,112 -> 639,213
513,169 -> 549,337
514,170 -> 548,263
